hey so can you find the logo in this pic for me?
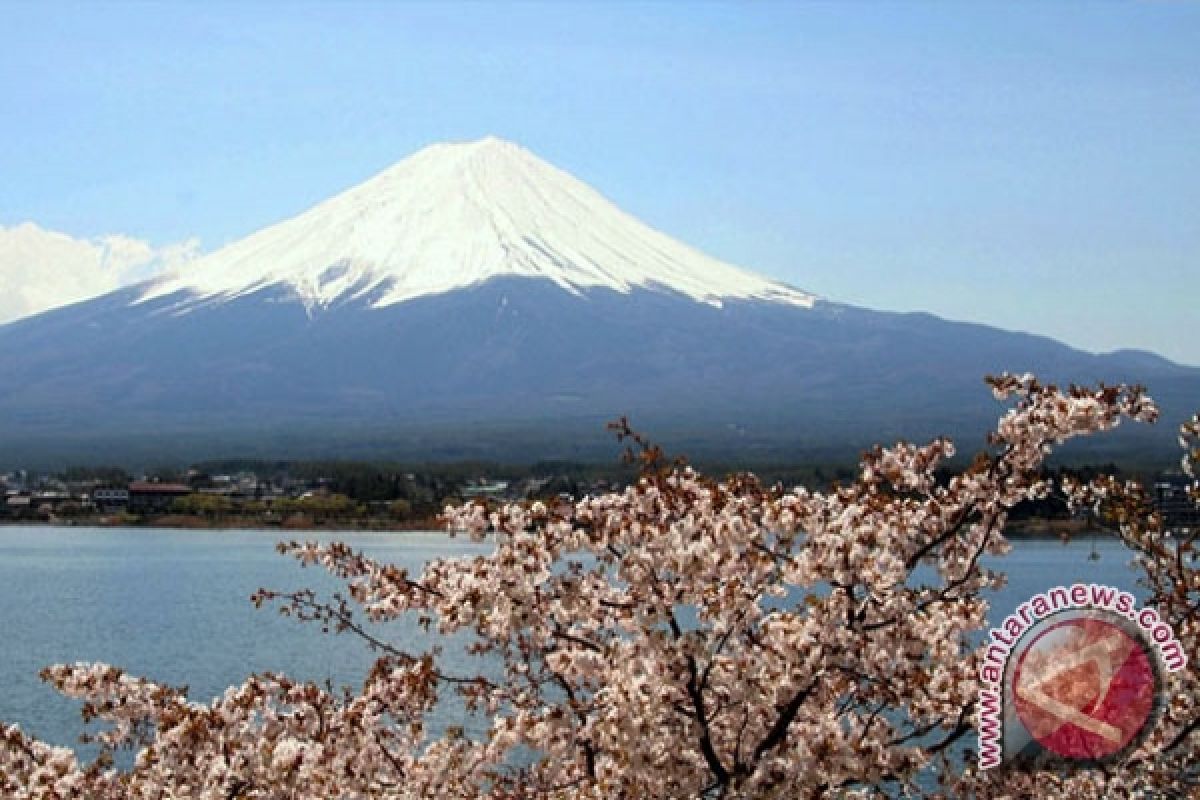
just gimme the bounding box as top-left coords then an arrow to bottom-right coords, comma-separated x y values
977,584 -> 1186,770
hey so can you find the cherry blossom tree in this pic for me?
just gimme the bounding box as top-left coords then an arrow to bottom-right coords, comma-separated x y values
0,375 -> 1195,799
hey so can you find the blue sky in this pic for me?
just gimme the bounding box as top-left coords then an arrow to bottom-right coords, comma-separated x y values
1,2 -> 1197,363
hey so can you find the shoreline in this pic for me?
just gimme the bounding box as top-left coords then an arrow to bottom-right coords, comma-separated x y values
0,515 -> 446,533
1,515 -> 1101,539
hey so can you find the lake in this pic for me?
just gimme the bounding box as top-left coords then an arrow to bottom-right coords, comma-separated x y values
0,526 -> 1144,754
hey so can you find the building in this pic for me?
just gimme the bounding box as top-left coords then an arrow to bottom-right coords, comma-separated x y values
3,494 -> 33,519
92,487 -> 130,513
461,479 -> 510,499
1153,475 -> 1199,530
127,482 -> 192,514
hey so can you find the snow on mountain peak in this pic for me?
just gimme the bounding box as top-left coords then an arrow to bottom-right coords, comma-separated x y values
139,137 -> 816,312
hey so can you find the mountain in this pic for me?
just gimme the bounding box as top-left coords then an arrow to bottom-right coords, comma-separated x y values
0,138 -> 1195,467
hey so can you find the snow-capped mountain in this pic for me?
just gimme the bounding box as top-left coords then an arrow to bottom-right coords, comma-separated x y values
141,137 -> 814,314
0,138 -> 1195,465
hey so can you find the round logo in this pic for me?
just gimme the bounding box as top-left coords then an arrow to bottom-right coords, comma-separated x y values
1010,614 -> 1157,761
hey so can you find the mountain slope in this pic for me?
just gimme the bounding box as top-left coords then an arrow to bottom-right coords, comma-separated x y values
1,276 -> 1194,465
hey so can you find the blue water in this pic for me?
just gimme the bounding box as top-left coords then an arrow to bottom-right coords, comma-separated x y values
0,527 -> 1142,754
0,527 -> 493,749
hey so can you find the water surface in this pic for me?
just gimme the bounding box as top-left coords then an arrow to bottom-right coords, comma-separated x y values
0,527 -> 1142,752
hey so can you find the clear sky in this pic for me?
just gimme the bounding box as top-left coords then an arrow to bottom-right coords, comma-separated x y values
1,2 -> 1197,364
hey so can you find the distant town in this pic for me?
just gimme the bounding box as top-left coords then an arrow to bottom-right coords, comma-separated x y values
0,461 -> 629,530
1,460 -> 1196,533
